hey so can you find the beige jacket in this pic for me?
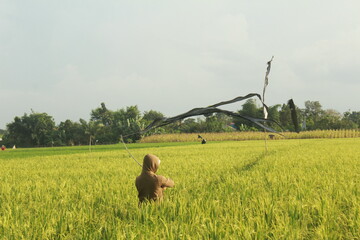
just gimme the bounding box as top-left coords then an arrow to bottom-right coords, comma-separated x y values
135,154 -> 175,203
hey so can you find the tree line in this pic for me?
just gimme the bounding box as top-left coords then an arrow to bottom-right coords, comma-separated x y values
1,101 -> 359,147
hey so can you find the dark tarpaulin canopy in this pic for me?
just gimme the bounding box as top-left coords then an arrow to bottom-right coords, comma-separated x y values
288,99 -> 300,133
121,57 -> 300,138
137,93 -> 284,137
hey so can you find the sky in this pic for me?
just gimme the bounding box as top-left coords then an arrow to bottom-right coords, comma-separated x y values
1,0 -> 359,129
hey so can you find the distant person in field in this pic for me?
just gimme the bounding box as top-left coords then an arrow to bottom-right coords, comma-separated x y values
135,154 -> 175,204
1,145 -> 5,151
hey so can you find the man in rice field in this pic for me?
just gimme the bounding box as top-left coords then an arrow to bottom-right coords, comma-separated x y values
135,154 -> 175,204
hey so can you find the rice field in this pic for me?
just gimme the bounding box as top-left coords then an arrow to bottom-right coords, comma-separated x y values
140,129 -> 360,143
0,138 -> 360,239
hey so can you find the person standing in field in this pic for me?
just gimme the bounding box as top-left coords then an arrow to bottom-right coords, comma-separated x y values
135,154 -> 174,204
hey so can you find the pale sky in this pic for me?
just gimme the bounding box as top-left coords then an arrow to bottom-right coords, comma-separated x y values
1,1 -> 359,129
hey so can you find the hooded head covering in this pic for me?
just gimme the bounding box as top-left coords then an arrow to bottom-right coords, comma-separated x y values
135,154 -> 174,204
142,154 -> 161,173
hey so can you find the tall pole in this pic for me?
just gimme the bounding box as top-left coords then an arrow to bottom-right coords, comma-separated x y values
263,56 -> 274,153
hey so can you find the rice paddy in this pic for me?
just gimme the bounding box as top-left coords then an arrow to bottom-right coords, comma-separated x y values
0,137 -> 359,239
140,129 -> 360,143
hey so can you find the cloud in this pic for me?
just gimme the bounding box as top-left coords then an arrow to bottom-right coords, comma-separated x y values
1,1 -> 360,128
291,27 -> 360,84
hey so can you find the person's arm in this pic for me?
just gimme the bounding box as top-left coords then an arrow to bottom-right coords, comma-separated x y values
159,175 -> 175,188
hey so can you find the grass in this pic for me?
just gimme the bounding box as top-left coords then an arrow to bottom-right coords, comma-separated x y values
0,138 -> 359,239
0,142 -> 198,159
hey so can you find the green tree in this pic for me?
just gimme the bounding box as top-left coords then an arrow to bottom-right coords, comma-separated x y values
0,129 -> 6,135
203,113 -> 234,132
3,112 -> 56,147
279,103 -> 300,131
317,109 -> 342,130
112,106 -> 143,143
178,118 -> 199,133
58,120 -> 88,146
343,111 -> 360,128
234,99 -> 263,130
267,104 -> 281,122
90,103 -> 117,143
204,115 -> 227,132
242,99 -> 262,118
142,110 -> 166,135
143,110 -> 164,122
91,102 -> 113,126
80,119 -> 100,146
303,101 -> 324,130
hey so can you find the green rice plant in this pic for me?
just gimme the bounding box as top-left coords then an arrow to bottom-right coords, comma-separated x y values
0,138 -> 359,239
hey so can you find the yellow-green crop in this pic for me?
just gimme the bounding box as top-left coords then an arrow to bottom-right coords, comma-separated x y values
0,138 -> 359,239
140,129 -> 360,143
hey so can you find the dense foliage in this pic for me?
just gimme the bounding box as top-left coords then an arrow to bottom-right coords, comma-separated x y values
1,101 -> 360,147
